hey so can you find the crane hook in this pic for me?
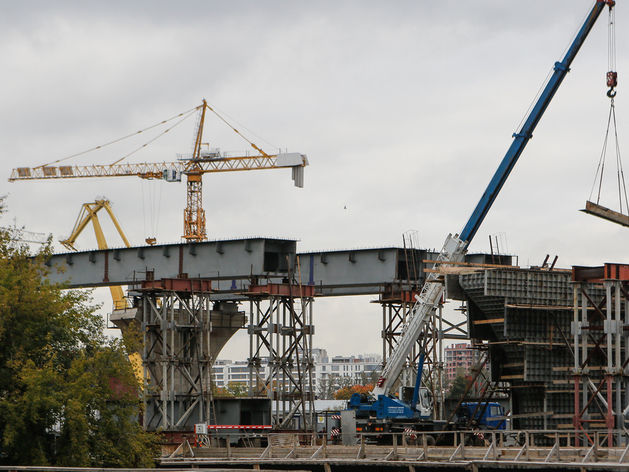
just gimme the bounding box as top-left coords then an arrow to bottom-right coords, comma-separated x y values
608,88 -> 617,98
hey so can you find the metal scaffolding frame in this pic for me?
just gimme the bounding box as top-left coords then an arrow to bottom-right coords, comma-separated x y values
141,279 -> 214,432
572,264 -> 629,447
247,282 -> 315,430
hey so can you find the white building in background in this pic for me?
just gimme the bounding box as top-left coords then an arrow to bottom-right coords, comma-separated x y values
212,349 -> 382,397
314,350 -> 381,385
211,359 -> 250,388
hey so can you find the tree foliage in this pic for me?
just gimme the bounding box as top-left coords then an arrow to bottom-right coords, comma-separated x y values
215,382 -> 248,397
334,384 -> 373,400
0,201 -> 160,467
447,367 -> 472,400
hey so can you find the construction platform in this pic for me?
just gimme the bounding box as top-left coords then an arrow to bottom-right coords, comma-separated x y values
38,238 -> 629,442
161,430 -> 629,472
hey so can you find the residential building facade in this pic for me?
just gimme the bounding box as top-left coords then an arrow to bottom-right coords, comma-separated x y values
212,349 -> 382,399
444,342 -> 475,380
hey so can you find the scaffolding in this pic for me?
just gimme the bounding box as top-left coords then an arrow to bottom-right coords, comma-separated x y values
572,264 -> 629,447
140,278 -> 214,431
459,267 -> 576,443
247,281 -> 315,430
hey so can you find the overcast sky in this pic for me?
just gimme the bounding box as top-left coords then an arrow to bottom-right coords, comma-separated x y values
2,1 -> 628,360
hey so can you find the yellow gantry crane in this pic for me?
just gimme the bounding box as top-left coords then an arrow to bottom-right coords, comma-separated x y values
9,100 -> 308,242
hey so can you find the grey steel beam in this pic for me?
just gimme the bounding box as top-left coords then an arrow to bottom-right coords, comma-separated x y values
44,238 -> 296,292
298,248 -> 439,296
43,239 -> 509,297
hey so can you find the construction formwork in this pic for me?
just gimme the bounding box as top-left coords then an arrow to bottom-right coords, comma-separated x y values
458,265 -> 629,446
246,282 -> 315,430
458,268 -> 577,441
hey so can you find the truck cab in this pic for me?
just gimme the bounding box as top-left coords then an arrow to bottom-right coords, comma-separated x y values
455,402 -> 506,430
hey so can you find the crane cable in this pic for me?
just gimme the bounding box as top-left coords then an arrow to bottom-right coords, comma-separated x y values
204,103 -> 273,157
35,105 -> 201,169
110,109 -> 197,165
589,5 -> 629,215
141,177 -> 162,245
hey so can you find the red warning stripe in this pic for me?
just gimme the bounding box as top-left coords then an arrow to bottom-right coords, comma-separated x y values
205,425 -> 273,430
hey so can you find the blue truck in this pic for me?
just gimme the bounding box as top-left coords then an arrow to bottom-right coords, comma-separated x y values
454,402 -> 506,431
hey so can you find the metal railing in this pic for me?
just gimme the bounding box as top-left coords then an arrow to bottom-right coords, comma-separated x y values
164,429 -> 629,465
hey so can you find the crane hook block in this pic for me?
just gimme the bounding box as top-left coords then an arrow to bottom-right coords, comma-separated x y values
607,71 -> 618,88
607,71 -> 618,98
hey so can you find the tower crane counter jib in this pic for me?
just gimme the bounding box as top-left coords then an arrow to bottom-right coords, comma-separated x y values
8,100 -> 309,242
348,0 -> 616,437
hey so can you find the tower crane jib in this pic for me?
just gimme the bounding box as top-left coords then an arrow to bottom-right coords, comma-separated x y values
9,100 -> 308,242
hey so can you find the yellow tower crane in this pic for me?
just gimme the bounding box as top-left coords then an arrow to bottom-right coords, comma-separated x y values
9,100 -> 308,242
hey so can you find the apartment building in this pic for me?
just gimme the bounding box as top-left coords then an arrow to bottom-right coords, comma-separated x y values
444,342 -> 475,380
212,349 -> 382,398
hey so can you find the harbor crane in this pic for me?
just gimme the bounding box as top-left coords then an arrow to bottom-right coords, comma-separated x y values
59,198 -> 130,308
60,197 -> 143,380
8,100 -> 308,242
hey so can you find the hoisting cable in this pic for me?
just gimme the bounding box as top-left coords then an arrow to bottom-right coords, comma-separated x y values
585,1 -> 629,225
35,105 -> 200,169
588,96 -> 628,214
204,101 -> 280,152
606,3 -> 617,98
141,176 -> 162,245
109,109 -> 197,165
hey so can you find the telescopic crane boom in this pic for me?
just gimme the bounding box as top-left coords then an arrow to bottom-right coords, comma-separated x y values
373,0 -> 615,399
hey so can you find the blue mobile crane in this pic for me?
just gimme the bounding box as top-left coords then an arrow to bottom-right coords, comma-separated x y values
348,0 -> 616,436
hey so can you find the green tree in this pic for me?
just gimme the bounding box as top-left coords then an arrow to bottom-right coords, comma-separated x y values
220,382 -> 248,397
0,202 -> 160,467
447,367 -> 472,400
